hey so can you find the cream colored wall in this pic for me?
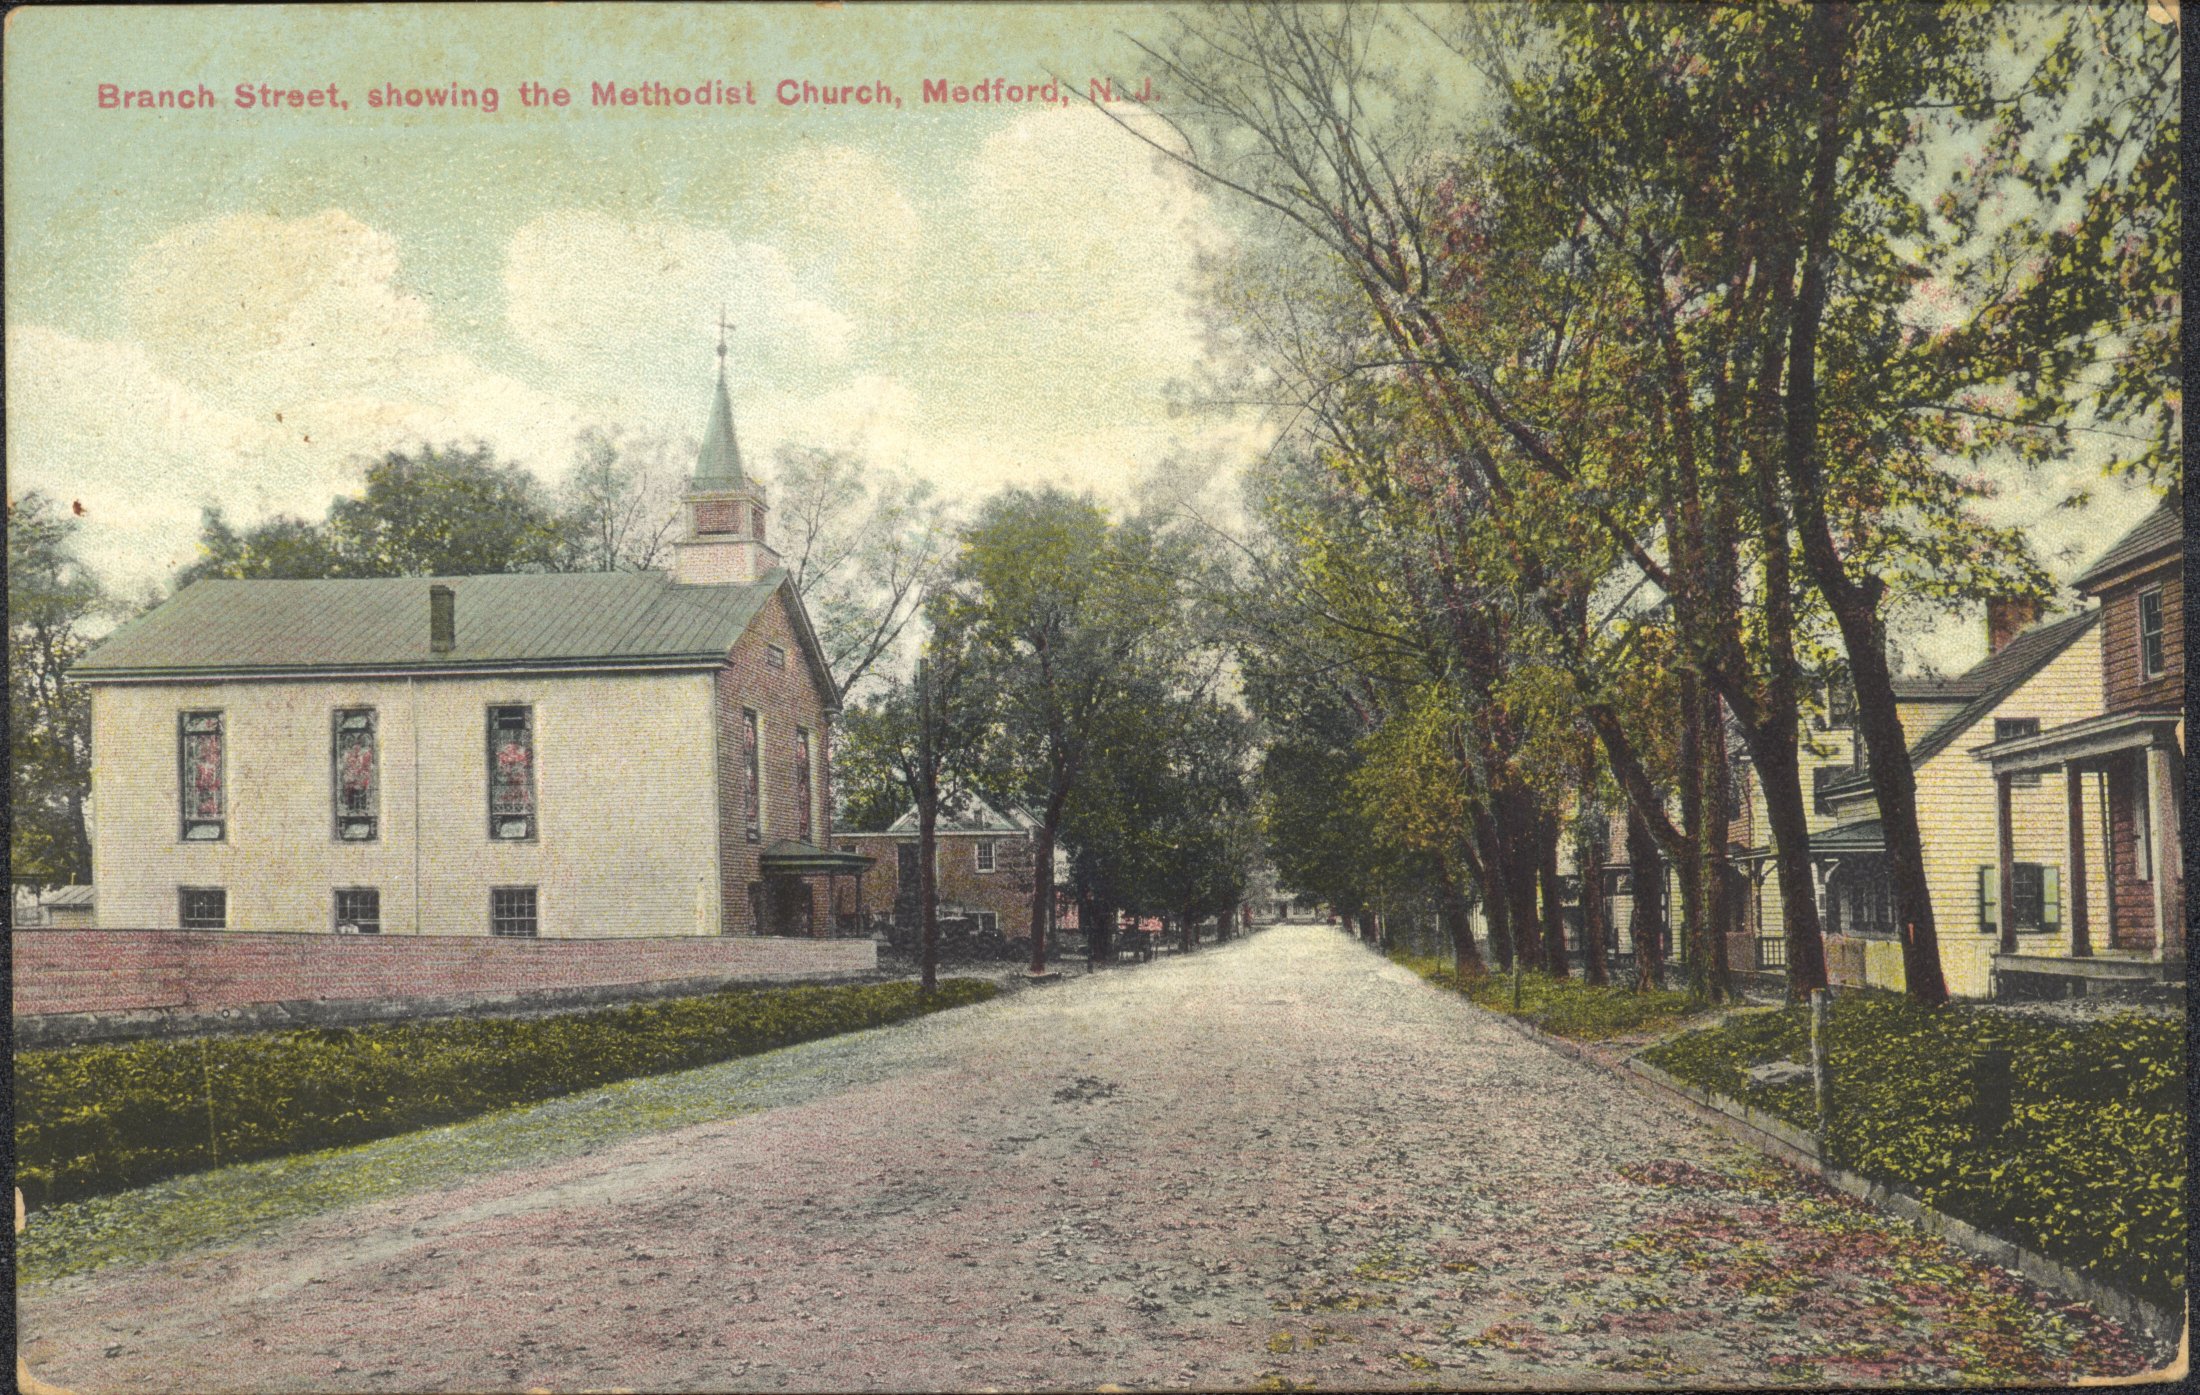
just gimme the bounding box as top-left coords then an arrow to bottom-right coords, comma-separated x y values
89,671 -> 722,937
1824,624 -> 2107,996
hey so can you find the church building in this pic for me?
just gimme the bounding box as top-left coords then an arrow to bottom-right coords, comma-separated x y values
70,342 -> 871,939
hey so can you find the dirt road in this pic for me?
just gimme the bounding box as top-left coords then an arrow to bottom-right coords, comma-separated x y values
16,925 -> 2154,1391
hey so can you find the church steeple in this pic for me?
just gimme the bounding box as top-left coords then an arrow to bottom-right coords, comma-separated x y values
671,317 -> 781,587
692,313 -> 747,490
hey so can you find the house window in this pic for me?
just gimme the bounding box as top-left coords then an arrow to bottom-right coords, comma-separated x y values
1824,674 -> 1857,730
743,708 -> 762,841
487,706 -> 536,840
766,643 -> 789,670
1994,718 -> 2040,787
1978,863 -> 2059,934
976,911 -> 998,936
333,887 -> 381,935
2139,587 -> 2165,679
179,887 -> 226,929
748,880 -> 766,933
975,839 -> 996,873
490,886 -> 538,937
794,726 -> 815,842
333,709 -> 378,839
178,711 -> 225,840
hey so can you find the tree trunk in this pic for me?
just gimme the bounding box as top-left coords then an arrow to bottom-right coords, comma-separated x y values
1538,815 -> 1569,980
1750,732 -> 1830,999
1471,814 -> 1515,971
1028,821 -> 1056,973
1629,805 -> 1665,991
918,797 -> 939,995
1438,859 -> 1484,978
1504,794 -> 1544,972
1580,814 -> 1610,988
1700,691 -> 1734,1004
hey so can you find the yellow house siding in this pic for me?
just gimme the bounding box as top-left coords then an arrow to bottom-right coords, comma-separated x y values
89,671 -> 721,937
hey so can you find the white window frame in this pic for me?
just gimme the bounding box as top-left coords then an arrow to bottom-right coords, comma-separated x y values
2138,586 -> 2165,680
975,839 -> 996,873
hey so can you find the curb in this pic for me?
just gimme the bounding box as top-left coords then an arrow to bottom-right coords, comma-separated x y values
1481,1009 -> 2184,1348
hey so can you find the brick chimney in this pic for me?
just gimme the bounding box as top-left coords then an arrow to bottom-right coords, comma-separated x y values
1985,595 -> 2041,656
430,584 -> 456,653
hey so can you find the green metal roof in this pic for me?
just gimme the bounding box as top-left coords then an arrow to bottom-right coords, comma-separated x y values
691,365 -> 747,490
759,839 -> 875,875
72,569 -> 788,679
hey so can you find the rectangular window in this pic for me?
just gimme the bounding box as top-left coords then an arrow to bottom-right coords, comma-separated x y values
333,887 -> 382,934
1995,718 -> 2041,787
1982,863 -> 2059,934
332,709 -> 378,840
766,643 -> 789,670
750,503 -> 768,541
179,886 -> 226,929
490,886 -> 538,937
696,499 -> 738,535
743,708 -> 762,841
179,711 -> 225,840
794,725 -> 814,842
975,839 -> 996,873
487,706 -> 536,840
2139,587 -> 2165,679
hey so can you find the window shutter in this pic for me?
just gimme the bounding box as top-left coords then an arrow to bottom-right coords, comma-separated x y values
1978,865 -> 1997,935
2042,865 -> 2060,931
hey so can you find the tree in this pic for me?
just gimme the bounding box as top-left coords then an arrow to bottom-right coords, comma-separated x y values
557,426 -> 683,573
834,598 -> 993,993
175,442 -> 576,584
946,490 -> 1187,973
773,445 -> 956,704
9,494 -> 105,885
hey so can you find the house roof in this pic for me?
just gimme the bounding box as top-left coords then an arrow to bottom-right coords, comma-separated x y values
759,838 -> 873,876
880,797 -> 1038,837
1813,818 -> 1885,855
40,885 -> 94,908
1888,673 -> 1987,702
2073,492 -> 2181,594
71,569 -> 794,681
1820,609 -> 2100,802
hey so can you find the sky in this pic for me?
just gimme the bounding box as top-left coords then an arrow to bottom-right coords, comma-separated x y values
4,3 -> 2168,676
5,3 -> 1262,598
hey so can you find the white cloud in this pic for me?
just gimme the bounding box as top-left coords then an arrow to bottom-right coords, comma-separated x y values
502,211 -> 858,390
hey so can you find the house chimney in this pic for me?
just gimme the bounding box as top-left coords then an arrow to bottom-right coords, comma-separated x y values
1985,595 -> 2041,656
430,584 -> 456,653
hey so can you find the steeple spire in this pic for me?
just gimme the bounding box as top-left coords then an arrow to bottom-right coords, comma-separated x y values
692,309 -> 746,489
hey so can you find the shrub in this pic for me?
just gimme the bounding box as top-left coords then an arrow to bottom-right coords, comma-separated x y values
1642,993 -> 2186,1308
14,977 -> 998,1207
1391,951 -> 1710,1041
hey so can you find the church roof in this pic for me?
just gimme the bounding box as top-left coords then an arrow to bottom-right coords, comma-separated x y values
692,362 -> 748,491
71,569 -> 791,681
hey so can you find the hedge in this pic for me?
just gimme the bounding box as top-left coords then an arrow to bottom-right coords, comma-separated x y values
1641,993 -> 2186,1308
1392,952 -> 1710,1041
14,977 -> 998,1207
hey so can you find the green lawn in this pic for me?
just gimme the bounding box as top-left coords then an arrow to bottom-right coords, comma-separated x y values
1391,951 -> 1711,1041
1640,992 -> 2185,1308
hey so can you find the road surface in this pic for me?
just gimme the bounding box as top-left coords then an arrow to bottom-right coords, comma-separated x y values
16,924 -> 2155,1391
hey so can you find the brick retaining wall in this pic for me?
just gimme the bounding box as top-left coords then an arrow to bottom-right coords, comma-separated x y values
12,928 -> 878,1023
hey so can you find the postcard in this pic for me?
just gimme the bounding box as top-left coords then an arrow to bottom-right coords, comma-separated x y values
7,3 -> 2185,1391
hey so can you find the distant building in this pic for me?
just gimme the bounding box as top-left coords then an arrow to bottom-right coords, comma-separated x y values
69,344 -> 870,939
837,799 -> 1055,943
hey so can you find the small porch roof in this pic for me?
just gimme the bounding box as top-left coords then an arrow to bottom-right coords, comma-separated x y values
1812,817 -> 1886,856
1971,709 -> 2183,774
759,839 -> 876,876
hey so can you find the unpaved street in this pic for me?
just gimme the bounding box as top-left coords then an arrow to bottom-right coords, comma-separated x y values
17,926 -> 2154,1391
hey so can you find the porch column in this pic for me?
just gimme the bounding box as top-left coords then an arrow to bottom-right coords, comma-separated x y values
1995,771 -> 2018,955
2147,740 -> 2183,963
2064,762 -> 2091,958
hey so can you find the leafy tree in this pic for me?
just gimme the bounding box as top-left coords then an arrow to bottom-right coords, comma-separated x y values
833,598 -> 994,993
175,443 -> 575,584
9,493 -> 105,885
945,489 -> 1188,972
